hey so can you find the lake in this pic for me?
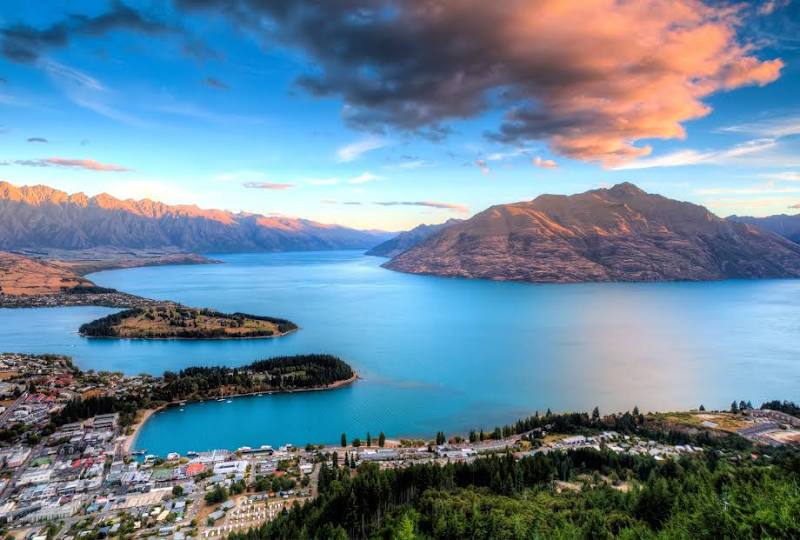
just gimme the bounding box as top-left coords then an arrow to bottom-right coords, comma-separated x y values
1,251 -> 799,455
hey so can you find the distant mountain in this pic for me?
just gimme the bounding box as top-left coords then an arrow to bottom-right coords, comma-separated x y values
0,181 -> 391,253
366,219 -> 462,258
385,183 -> 800,283
729,214 -> 800,244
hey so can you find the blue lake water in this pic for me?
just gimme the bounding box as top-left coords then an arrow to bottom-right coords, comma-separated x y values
1,251 -> 799,455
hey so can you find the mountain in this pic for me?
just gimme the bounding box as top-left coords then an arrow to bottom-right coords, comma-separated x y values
385,183 -> 800,283
0,251 -> 96,296
0,181 -> 391,253
729,214 -> 800,244
366,219 -> 462,258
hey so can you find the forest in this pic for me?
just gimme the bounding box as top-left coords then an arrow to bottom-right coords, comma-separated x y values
150,354 -> 355,401
51,354 -> 354,426
230,442 -> 800,539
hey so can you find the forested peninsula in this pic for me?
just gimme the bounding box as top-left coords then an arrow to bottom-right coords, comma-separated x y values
53,354 -> 356,428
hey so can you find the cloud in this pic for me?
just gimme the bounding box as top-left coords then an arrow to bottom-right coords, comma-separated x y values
336,137 -> 387,162
0,157 -> 131,172
767,172 -> 800,182
177,0 -> 782,166
348,172 -> 382,185
720,114 -> 800,139
475,159 -> 490,175
791,202 -> 800,209
242,182 -> 295,190
27,137 -> 48,143
532,156 -> 557,169
694,182 -> 800,196
204,77 -> 228,90
0,1 -> 170,63
374,201 -> 469,214
396,160 -> 430,170
615,139 -> 778,170
42,60 -> 151,128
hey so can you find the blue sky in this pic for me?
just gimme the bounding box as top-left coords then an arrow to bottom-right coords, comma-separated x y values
1,0 -> 800,230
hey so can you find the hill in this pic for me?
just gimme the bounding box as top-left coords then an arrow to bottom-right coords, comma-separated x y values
385,183 -> 800,283
366,219 -> 461,257
730,214 -> 800,244
0,181 -> 390,253
0,251 -> 98,296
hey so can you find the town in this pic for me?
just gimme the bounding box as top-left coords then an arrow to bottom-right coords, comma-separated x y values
0,353 -> 798,539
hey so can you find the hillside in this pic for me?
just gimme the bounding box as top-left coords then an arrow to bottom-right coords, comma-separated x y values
0,251 -> 99,296
385,183 -> 800,283
730,214 -> 800,244
0,181 -> 390,253
366,219 -> 461,257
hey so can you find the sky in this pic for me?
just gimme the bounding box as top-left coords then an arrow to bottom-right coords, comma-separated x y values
1,0 -> 800,231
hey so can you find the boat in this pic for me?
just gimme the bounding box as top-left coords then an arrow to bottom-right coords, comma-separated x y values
217,398 -> 225,402
131,449 -> 146,456
226,400 -> 232,403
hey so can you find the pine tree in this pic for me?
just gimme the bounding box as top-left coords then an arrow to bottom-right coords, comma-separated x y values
366,432 -> 372,447
378,432 -> 386,448
341,433 -> 347,447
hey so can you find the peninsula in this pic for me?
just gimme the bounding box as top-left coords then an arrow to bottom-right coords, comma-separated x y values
78,305 -> 298,339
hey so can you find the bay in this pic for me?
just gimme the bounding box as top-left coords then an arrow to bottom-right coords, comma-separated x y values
1,250 -> 798,455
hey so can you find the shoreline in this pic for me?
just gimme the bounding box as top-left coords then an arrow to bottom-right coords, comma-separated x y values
123,407 -> 162,453
79,326 -> 299,341
126,373 -> 359,452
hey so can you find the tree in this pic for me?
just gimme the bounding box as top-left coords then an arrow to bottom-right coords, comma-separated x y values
632,405 -> 640,416
204,485 -> 228,505
172,485 -> 184,497
435,431 -> 446,445
378,432 -> 386,448
592,406 -> 600,421
341,433 -> 347,447
699,404 -> 705,411
367,432 -> 372,447
731,401 -> 739,414
469,430 -> 478,443
352,438 -> 362,448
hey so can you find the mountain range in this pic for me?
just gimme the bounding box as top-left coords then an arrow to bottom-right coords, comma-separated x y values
366,219 -> 462,258
729,214 -> 800,245
384,183 -> 800,283
0,181 -> 391,253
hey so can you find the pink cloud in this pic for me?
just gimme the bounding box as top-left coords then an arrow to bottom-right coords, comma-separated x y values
533,157 -> 557,169
44,157 -> 131,172
243,182 -> 295,190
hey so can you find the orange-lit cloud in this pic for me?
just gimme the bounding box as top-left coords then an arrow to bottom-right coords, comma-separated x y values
185,0 -> 783,166
533,157 -> 557,169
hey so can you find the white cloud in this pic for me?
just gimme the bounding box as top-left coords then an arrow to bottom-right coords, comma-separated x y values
397,160 -> 430,170
720,114 -> 800,138
615,139 -> 777,170
693,182 -> 800,196
336,137 -> 388,162
763,171 -> 800,182
348,172 -> 382,184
